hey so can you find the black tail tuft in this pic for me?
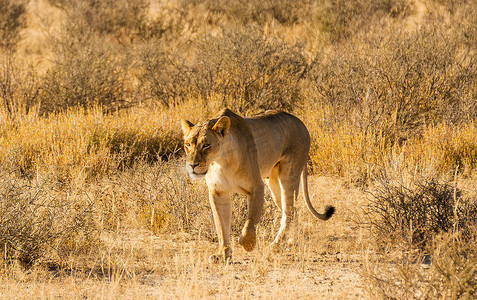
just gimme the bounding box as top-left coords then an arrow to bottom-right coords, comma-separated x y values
324,205 -> 335,220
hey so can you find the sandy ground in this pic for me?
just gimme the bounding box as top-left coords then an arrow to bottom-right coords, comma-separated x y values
122,233 -> 366,299
0,237 -> 366,299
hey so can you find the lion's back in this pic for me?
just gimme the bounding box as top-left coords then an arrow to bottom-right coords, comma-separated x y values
244,111 -> 310,177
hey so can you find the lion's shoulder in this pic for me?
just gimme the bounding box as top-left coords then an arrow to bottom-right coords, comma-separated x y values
215,108 -> 239,120
214,109 -> 255,139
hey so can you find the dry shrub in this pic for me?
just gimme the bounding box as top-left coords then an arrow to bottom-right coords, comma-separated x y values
49,0 -> 189,42
0,0 -> 26,50
144,1 -> 197,41
185,0 -> 312,26
136,41 -> 191,107
41,0 -> 201,112
363,172 -> 477,298
306,108 -> 477,183
0,174 -> 100,265
305,112 -> 389,180
191,27 -> 307,113
307,26 -> 477,144
108,161 -> 213,239
0,54 -> 41,119
41,25 -> 131,113
430,232 -> 477,299
137,26 -> 309,112
185,0 -> 410,36
40,0 -> 199,113
316,0 -> 411,42
405,123 -> 477,176
47,0 -> 149,42
363,232 -> 477,299
366,175 -> 477,249
303,23 -> 477,179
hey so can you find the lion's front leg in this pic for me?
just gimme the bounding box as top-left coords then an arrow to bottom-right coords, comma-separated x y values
208,191 -> 232,263
238,182 -> 264,252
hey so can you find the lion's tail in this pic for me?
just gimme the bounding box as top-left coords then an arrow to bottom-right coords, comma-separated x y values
301,165 -> 335,220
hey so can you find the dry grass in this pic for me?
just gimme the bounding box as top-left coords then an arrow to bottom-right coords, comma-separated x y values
362,231 -> 477,299
366,174 -> 477,249
0,172 -> 99,265
0,0 -> 476,298
304,104 -> 477,182
0,175 -> 367,299
0,106 -> 183,181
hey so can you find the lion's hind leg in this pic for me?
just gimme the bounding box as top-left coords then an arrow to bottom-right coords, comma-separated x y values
267,163 -> 282,211
271,162 -> 301,247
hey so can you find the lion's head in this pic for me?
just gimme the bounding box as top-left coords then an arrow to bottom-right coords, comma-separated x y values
181,116 -> 231,178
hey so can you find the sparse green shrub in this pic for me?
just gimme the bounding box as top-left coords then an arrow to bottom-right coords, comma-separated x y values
0,0 -> 26,50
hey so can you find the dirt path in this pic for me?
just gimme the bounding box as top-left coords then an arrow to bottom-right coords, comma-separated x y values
134,237 -> 365,299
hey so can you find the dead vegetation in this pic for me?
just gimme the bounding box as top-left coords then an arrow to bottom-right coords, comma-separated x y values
0,0 -> 476,298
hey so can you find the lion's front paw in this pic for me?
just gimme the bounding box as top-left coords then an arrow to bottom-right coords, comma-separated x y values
209,254 -> 231,264
209,247 -> 232,264
238,229 -> 256,252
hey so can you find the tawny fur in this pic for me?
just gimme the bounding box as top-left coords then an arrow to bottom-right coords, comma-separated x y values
181,108 -> 334,262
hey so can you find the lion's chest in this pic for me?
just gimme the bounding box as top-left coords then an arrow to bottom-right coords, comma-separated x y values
205,162 -> 244,194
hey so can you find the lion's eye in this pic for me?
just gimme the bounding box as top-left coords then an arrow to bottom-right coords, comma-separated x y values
202,144 -> 210,150
185,143 -> 191,149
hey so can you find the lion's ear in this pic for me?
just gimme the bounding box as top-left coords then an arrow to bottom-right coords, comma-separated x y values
211,116 -> 230,138
181,119 -> 194,136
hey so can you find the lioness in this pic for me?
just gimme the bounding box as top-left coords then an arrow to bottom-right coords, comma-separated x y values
181,108 -> 334,262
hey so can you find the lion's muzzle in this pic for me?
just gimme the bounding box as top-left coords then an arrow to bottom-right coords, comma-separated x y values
186,162 -> 208,178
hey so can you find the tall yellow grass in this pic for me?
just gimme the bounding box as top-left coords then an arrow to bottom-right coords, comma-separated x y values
304,105 -> 477,181
1,100 -> 475,185
0,105 -> 183,182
